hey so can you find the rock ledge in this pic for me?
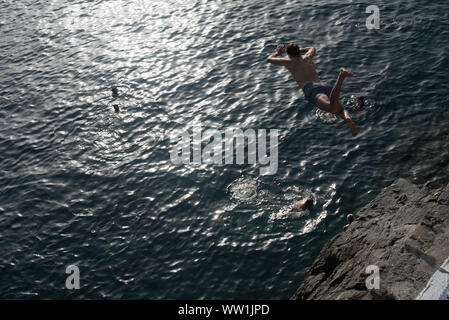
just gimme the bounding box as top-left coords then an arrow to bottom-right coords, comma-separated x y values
292,178 -> 449,300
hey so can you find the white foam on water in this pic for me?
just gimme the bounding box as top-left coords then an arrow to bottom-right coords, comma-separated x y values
268,205 -> 308,221
228,177 -> 258,202
315,109 -> 338,124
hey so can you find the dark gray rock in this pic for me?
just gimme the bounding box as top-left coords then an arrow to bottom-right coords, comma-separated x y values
292,178 -> 449,300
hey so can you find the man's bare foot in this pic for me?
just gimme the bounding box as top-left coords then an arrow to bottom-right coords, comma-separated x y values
340,67 -> 357,78
292,197 -> 314,211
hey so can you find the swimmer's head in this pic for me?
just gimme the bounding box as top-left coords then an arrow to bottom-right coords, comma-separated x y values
347,214 -> 355,223
357,96 -> 365,105
304,198 -> 314,208
356,96 -> 365,110
286,43 -> 300,57
111,87 -> 118,97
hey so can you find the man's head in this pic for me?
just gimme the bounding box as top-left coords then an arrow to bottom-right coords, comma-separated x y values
111,87 -> 118,97
356,96 -> 365,110
286,43 -> 300,57
347,214 -> 355,223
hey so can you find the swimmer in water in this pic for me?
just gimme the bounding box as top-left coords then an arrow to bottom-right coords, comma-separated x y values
343,214 -> 355,231
111,87 -> 120,113
356,96 -> 365,110
292,197 -> 314,211
267,43 -> 358,137
111,86 -> 119,98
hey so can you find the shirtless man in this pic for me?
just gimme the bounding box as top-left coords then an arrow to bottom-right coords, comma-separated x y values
267,43 -> 358,136
292,197 -> 313,211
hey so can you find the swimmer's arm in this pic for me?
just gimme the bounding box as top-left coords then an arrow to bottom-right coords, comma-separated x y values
266,54 -> 291,66
267,44 -> 290,66
302,47 -> 316,59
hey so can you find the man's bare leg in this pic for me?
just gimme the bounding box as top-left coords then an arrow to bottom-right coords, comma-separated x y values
316,98 -> 358,137
329,67 -> 357,113
324,67 -> 358,137
337,105 -> 358,137
315,94 -> 333,113
315,67 -> 358,136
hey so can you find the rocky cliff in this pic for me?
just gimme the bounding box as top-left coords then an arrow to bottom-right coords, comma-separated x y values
292,178 -> 449,300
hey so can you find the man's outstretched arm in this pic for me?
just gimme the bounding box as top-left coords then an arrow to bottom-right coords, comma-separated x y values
301,46 -> 316,59
267,44 -> 290,66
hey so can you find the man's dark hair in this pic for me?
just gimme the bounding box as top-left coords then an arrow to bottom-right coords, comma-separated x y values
347,214 -> 355,223
286,43 -> 300,57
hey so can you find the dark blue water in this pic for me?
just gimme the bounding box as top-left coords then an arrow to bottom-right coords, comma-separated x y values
1,0 -> 448,299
